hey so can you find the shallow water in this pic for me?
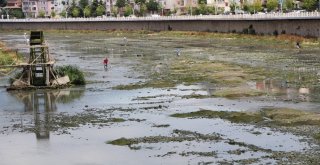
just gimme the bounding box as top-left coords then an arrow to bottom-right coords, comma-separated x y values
0,32 -> 320,165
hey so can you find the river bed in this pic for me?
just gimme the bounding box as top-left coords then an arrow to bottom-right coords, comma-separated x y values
0,31 -> 320,165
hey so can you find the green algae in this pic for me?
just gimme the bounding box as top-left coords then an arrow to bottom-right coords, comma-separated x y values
107,129 -> 222,146
314,133 -> 320,141
171,108 -> 320,128
171,110 -> 264,124
213,87 -> 265,98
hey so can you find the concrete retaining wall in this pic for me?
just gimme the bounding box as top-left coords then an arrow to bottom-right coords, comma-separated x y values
1,19 -> 319,37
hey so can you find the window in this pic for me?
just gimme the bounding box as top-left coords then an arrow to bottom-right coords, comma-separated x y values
32,7 -> 36,10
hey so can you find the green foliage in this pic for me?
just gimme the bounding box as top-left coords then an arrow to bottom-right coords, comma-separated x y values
60,10 -> 66,17
99,0 -> 104,6
198,0 -> 207,4
195,3 -> 215,15
302,0 -> 317,11
71,0 -> 77,8
0,52 -> 14,65
124,5 -> 133,17
0,0 -> 6,7
111,6 -> 118,17
51,10 -> 56,18
38,10 -> 46,18
84,5 -> 91,17
230,1 -> 238,12
55,65 -> 86,85
314,132 -> 320,141
266,0 -> 278,11
284,0 -> 294,11
135,0 -> 146,4
91,0 -> 99,16
171,110 -> 264,124
139,4 -> 147,16
96,5 -> 105,16
78,0 -> 88,8
146,0 -> 159,12
243,0 -> 262,13
72,8 -> 80,17
116,0 -> 126,8
9,9 -> 25,18
107,137 -> 132,145
252,0 -> 263,13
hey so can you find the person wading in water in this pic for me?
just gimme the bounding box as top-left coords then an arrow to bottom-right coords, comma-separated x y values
103,57 -> 109,69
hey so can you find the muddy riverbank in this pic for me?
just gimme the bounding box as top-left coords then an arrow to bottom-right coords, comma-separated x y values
0,31 -> 320,165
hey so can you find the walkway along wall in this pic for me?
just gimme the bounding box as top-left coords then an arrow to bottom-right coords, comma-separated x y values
0,19 -> 319,37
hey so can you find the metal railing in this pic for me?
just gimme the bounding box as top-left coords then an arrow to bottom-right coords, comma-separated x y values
0,12 -> 320,22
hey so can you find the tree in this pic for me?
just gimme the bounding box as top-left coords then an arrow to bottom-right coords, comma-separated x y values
96,5 -> 105,16
230,1 -> 238,12
51,10 -> 56,18
195,3 -> 208,15
91,0 -> 99,16
198,0 -> 207,4
302,0 -> 317,11
84,5 -> 91,17
60,10 -> 66,17
134,0 -> 145,4
116,0 -> 126,8
146,0 -> 159,13
72,7 -> 80,17
266,0 -> 278,11
139,4 -> 147,16
284,0 -> 294,11
99,0 -> 104,6
38,10 -> 45,18
124,5 -> 133,16
0,0 -> 6,7
9,9 -> 24,18
116,0 -> 126,16
111,6 -> 118,17
251,0 -> 262,13
78,0 -> 88,8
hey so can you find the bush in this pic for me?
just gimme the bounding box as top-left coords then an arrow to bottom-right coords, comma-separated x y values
55,65 -> 85,85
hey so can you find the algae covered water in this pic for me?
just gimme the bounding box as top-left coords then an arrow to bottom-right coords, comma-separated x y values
0,31 -> 320,165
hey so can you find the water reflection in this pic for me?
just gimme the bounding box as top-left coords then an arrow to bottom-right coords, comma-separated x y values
9,88 -> 84,139
256,79 -> 320,102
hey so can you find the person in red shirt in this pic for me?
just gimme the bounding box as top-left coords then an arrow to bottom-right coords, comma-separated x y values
103,57 -> 109,69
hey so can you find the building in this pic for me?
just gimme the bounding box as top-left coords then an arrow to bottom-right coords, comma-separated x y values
161,0 -> 197,15
22,0 -> 78,18
6,0 -> 22,8
207,0 -> 231,12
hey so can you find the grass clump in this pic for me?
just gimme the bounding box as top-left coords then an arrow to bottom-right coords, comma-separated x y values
262,108 -> 320,126
213,87 -> 265,98
171,108 -> 320,127
107,137 -> 133,146
55,65 -> 86,85
0,42 -> 21,73
171,110 -> 263,124
314,133 -> 320,141
107,129 -> 222,147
